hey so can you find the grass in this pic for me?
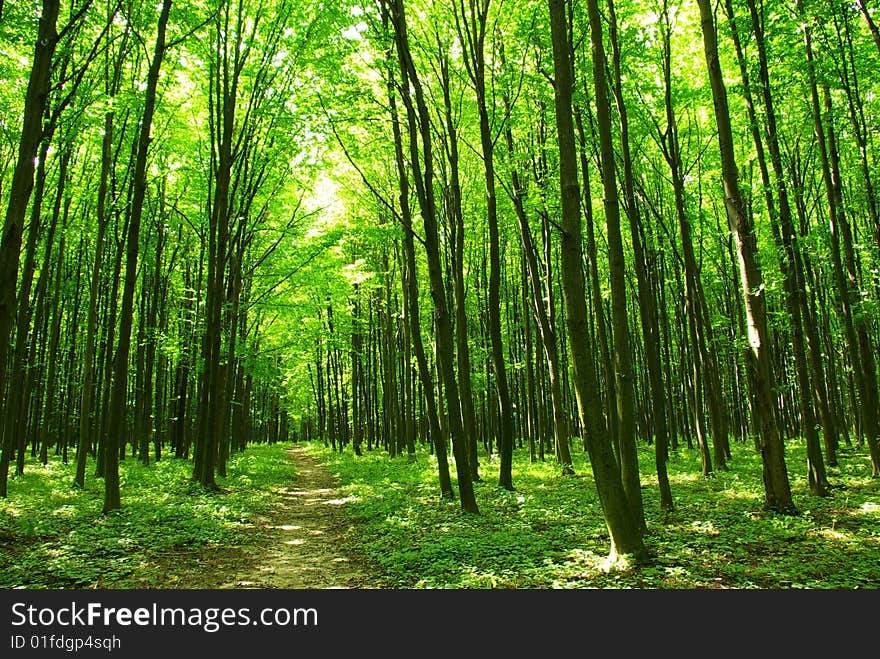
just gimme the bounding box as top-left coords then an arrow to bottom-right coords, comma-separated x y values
0,445 -> 294,589
2,438 -> 878,589
307,439 -> 880,588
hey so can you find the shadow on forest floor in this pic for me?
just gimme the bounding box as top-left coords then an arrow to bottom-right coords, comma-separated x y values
0,445 -> 381,589
142,446 -> 380,589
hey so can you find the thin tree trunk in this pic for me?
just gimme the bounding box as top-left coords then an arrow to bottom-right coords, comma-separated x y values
453,0 -> 515,490
436,45 -> 480,482
548,0 -> 645,562
583,0 -> 644,529
504,104 -> 575,475
796,0 -> 880,476
739,0 -> 828,494
574,107 -> 616,446
388,0 -> 478,513
75,108 -> 115,487
696,0 -> 795,513
607,0 -> 673,512
103,0 -> 172,512
0,0 -> 60,430
857,0 -> 880,54
2,136 -> 54,487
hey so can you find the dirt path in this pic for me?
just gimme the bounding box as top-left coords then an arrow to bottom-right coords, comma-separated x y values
159,446 -> 376,589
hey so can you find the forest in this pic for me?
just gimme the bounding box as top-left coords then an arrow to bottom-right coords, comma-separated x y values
0,0 -> 879,590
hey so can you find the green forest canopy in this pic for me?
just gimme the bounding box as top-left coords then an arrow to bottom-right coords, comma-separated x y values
0,0 -> 879,566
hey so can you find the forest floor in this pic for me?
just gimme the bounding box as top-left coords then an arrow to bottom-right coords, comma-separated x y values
307,440 -> 880,588
2,439 -> 879,589
0,443 -> 381,589
166,446 -> 377,589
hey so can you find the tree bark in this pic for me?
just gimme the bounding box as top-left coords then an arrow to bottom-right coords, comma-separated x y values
584,0 -> 644,529
103,0 -> 172,512
0,0 -> 60,497
607,0 -> 673,512
696,0 -> 795,513
388,0 -> 478,513
548,0 -> 645,562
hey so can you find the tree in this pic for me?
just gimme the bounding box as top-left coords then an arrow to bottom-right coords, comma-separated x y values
387,0 -> 479,513
452,0 -> 515,491
548,0 -> 645,562
0,0 -> 62,497
103,0 -> 172,512
582,0 -> 645,530
696,0 -> 795,514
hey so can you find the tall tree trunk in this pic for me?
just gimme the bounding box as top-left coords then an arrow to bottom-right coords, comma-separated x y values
103,0 -> 172,512
796,0 -> 880,476
657,2 -> 718,476
789,145 -> 838,466
436,45 -> 481,482
388,0 -> 478,513
607,0 -> 673,512
0,1 -> 60,497
696,0 -> 795,513
738,0 -> 828,495
584,0 -> 644,529
76,107 -> 115,487
548,0 -> 645,562
40,198 -> 69,464
454,0 -> 515,490
140,211 -> 164,466
504,98 -> 575,475
2,135 -> 53,489
573,107 -> 617,445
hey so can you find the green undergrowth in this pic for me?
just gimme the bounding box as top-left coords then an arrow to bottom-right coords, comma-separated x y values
0,444 -> 294,588
308,440 -> 880,589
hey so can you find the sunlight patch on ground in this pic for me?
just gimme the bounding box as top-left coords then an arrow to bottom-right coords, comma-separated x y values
287,488 -> 333,496
324,497 -> 359,505
564,548 -> 606,573
812,528 -> 854,542
688,520 -> 720,535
